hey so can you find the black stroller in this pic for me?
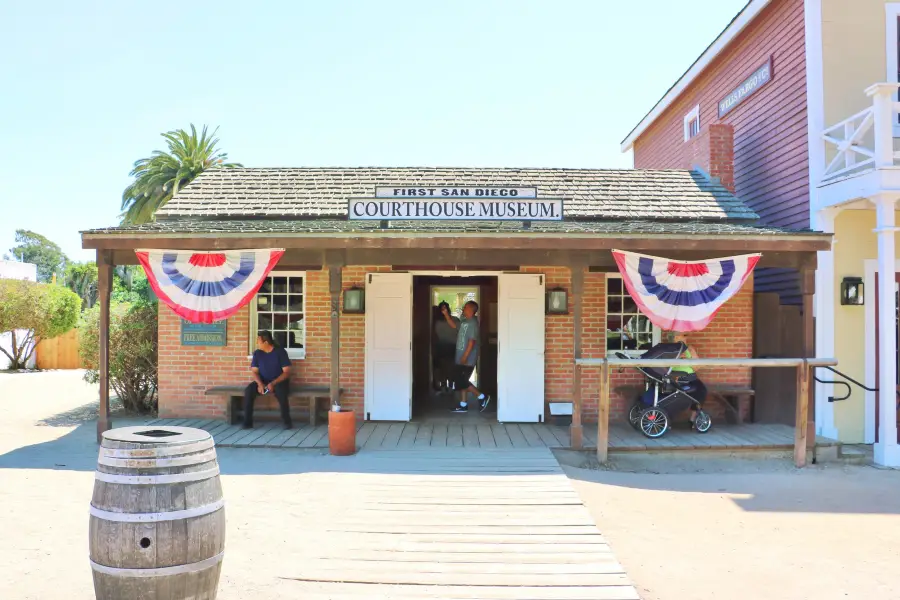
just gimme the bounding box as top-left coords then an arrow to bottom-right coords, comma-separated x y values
615,342 -> 712,438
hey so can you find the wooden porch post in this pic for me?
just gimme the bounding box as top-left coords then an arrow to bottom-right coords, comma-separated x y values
596,360 -> 610,463
795,264 -> 816,467
329,266 -> 342,410
794,360 -> 810,467
97,250 -> 113,443
570,263 -> 584,449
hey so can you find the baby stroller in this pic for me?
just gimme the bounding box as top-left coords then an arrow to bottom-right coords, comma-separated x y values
615,341 -> 712,438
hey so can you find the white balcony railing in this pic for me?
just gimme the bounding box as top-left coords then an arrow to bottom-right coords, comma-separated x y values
821,83 -> 900,185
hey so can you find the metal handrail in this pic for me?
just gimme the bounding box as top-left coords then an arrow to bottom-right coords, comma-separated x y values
814,365 -> 900,405
813,374 -> 852,402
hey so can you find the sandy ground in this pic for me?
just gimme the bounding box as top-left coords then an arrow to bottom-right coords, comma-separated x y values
560,452 -> 900,600
2,370 -> 900,599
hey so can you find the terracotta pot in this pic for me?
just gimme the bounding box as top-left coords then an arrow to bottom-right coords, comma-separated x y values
328,409 -> 356,456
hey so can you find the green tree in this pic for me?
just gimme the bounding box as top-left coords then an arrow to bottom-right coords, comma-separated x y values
120,124 -> 242,225
9,230 -> 68,283
80,302 -> 158,413
0,279 -> 81,369
112,265 -> 153,304
65,261 -> 99,309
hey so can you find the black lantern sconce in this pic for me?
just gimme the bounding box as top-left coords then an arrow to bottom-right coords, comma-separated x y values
840,277 -> 864,306
546,287 -> 568,315
342,287 -> 365,313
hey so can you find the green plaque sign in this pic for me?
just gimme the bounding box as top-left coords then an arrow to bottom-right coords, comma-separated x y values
180,319 -> 227,346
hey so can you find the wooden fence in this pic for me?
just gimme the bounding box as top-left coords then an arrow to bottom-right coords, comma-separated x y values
36,329 -> 84,370
574,356 -> 838,468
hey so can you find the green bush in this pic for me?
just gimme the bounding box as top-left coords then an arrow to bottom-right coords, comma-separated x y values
80,302 -> 158,414
0,279 -> 81,369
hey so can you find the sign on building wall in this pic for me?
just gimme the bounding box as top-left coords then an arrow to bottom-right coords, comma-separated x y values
349,187 -> 563,221
718,57 -> 773,118
181,319 -> 227,346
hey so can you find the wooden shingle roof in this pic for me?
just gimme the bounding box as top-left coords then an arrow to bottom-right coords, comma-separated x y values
153,167 -> 759,222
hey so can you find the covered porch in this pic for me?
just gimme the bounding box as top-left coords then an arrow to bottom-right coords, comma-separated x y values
816,82 -> 900,466
83,222 -> 830,461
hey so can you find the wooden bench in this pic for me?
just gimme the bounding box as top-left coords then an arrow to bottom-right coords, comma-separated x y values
205,385 -> 341,427
613,383 -> 755,424
707,385 -> 755,425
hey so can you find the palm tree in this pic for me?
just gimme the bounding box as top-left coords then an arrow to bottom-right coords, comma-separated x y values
121,124 -> 241,224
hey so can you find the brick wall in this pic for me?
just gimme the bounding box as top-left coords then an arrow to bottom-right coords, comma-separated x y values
579,271 -> 754,423
158,266 -> 754,424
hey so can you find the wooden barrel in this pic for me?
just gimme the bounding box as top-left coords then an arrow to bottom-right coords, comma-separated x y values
89,426 -> 225,599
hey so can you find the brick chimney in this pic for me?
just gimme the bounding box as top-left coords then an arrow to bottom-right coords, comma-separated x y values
687,123 -> 735,193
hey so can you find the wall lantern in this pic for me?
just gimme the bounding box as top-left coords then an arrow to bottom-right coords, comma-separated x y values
840,277 -> 864,306
342,287 -> 365,313
546,288 -> 568,315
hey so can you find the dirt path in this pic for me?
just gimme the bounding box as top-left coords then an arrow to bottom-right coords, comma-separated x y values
561,453 -> 900,600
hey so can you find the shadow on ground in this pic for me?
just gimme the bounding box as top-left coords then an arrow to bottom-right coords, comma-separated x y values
555,448 -> 900,515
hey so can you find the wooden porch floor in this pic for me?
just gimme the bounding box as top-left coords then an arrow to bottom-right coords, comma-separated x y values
143,417 -> 838,452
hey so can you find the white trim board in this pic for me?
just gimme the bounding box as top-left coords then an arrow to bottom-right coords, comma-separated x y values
683,104 -> 701,141
863,258 -> 900,444
886,4 -> 900,136
621,0 -> 773,152
805,0 -> 825,212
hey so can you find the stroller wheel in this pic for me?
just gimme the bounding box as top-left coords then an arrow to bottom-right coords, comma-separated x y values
694,410 -> 712,433
639,408 -> 669,438
628,401 -> 643,430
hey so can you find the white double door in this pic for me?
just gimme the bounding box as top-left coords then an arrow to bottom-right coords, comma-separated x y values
364,272 -> 545,422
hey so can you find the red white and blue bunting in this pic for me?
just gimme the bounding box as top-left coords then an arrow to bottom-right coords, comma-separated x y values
136,249 -> 285,323
612,249 -> 761,332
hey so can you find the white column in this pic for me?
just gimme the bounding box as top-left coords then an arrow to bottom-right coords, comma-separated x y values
814,207 -> 839,439
874,194 -> 900,467
865,83 -> 900,168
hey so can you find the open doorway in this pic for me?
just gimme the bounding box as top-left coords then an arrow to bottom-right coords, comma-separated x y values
411,275 -> 498,421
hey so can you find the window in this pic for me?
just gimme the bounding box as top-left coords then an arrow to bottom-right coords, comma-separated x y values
606,275 -> 660,354
683,104 -> 701,141
249,272 -> 306,359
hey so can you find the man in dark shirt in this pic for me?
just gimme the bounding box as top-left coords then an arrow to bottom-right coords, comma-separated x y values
243,331 -> 293,429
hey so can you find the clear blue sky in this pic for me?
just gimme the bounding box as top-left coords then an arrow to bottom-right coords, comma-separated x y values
0,0 -> 747,262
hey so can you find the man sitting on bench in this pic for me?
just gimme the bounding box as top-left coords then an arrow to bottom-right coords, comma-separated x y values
243,330 -> 293,430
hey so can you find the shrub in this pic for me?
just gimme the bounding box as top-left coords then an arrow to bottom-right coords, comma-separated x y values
80,302 -> 159,414
0,279 -> 81,369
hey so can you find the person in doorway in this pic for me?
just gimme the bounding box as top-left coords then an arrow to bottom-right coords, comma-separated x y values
433,301 -> 459,394
441,300 -> 491,413
243,330 -> 293,430
671,331 -> 707,428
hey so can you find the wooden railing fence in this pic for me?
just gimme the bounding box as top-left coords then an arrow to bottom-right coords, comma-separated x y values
573,357 -> 838,468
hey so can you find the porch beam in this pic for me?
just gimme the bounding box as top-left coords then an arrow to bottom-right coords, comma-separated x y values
96,250 -> 113,443
83,234 -> 832,253
800,266 -> 816,459
596,360 -> 610,464
570,261 -> 585,450
327,255 -> 343,411
109,247 -> 820,270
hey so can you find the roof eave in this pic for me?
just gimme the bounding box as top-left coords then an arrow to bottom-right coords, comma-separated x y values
620,0 -> 772,153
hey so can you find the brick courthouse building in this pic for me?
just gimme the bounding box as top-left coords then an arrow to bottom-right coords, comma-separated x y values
81,140 -> 829,442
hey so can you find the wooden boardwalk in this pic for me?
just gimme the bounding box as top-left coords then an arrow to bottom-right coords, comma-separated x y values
598,423 -> 839,452
269,448 -> 640,599
143,417 -> 836,453
142,418 -> 574,450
